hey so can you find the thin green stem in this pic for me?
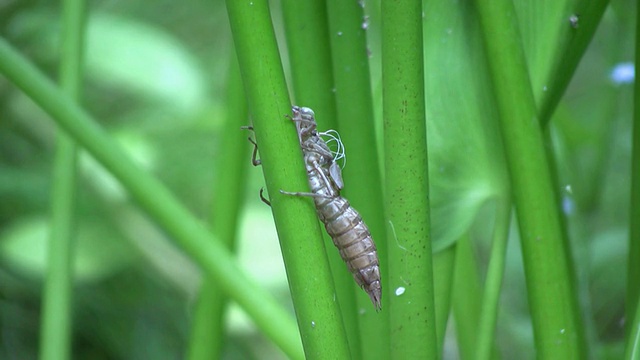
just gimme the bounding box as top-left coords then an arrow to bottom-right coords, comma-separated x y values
626,298 -> 640,360
475,199 -> 511,360
474,0 -> 585,357
325,0 -> 390,357
40,1 -> 85,359
281,0 -> 336,119
452,235 -> 484,360
226,0 -> 351,357
433,246 -> 456,358
186,54 -> 248,360
536,0 -> 609,125
0,37 -> 303,359
382,0 -> 437,358
627,0 -> 640,344
281,0 -> 363,357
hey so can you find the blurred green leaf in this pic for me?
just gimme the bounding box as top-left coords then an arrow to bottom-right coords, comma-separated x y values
0,216 -> 138,283
9,10 -> 208,114
423,0 -> 509,252
84,13 -> 207,113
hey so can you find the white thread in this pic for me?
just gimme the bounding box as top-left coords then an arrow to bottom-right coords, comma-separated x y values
388,220 -> 407,251
320,129 -> 347,168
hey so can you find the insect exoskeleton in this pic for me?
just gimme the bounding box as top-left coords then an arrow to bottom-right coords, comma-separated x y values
281,105 -> 382,310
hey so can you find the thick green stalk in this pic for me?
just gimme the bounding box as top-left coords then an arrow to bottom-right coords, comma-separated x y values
186,56 -> 248,360
281,0 -> 361,357
474,0 -> 584,357
475,199 -> 511,360
382,0 -> 436,358
628,0 -> 640,345
39,1 -> 85,360
325,0 -> 389,357
226,0 -> 351,358
281,0 -> 337,119
0,37 -> 303,359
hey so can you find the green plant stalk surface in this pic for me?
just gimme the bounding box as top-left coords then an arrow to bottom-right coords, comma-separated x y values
627,0 -> 640,349
281,0 -> 362,357
325,0 -> 390,357
626,296 -> 640,360
474,0 -> 585,357
0,37 -> 303,359
382,0 -> 437,358
432,246 -> 455,356
186,56 -> 248,360
512,0 -> 609,125
281,0 -> 337,119
534,0 -> 610,125
39,1 -> 85,360
475,199 -> 511,360
226,0 -> 351,358
452,236 -> 485,359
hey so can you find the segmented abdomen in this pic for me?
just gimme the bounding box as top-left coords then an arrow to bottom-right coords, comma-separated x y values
291,105 -> 382,310
312,184 -> 382,310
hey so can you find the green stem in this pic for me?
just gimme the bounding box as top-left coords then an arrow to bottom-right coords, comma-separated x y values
226,0 -> 351,357
474,0 -> 585,357
475,198 -> 511,360
537,0 -> 610,125
433,246 -> 456,357
382,0 -> 437,358
625,296 -> 640,360
186,54 -> 248,360
452,236 -> 485,360
325,0 -> 390,357
0,37 -> 303,360
39,2 -> 85,360
281,0 -> 362,357
281,0 -> 337,119
627,0 -> 640,345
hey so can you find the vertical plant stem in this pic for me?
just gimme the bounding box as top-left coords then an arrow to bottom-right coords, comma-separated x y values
537,0 -> 610,125
627,0 -> 640,343
281,1 -> 361,357
40,1 -> 85,359
0,38 -> 303,359
382,0 -> 437,358
452,235 -> 485,360
186,55 -> 248,360
626,299 -> 640,360
474,0 -> 585,357
475,198 -> 511,360
432,246 -> 456,357
226,0 -> 351,357
325,0 -> 389,356
281,0 -> 337,118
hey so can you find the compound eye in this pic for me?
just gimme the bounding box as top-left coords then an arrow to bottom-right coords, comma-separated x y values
300,107 -> 315,117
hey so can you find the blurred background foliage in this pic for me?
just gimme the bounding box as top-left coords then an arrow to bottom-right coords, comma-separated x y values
0,0 -> 635,358
1,0 -> 288,358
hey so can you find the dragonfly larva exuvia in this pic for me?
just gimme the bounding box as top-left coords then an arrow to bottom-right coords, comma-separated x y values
279,106 -> 382,311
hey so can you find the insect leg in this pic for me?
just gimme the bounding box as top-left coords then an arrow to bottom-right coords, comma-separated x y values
241,126 -> 262,166
259,187 -> 271,206
247,137 -> 262,166
242,126 -> 270,206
